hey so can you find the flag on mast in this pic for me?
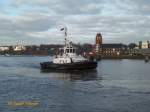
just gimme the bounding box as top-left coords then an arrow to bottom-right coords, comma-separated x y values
60,28 -> 64,31
60,27 -> 67,37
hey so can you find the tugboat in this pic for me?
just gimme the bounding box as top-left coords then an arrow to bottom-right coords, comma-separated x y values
40,27 -> 97,70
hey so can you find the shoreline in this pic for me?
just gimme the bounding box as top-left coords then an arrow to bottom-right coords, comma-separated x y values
0,54 -> 149,60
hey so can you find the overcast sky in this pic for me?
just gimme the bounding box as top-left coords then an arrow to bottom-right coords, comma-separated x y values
0,0 -> 150,45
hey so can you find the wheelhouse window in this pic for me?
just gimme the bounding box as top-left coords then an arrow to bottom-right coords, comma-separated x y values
66,47 -> 75,53
73,49 -> 75,53
66,49 -> 69,53
70,49 -> 75,53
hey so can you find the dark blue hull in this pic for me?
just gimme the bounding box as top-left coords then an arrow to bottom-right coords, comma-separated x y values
40,61 -> 97,70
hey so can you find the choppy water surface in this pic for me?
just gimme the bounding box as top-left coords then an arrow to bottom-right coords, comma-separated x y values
0,56 -> 150,112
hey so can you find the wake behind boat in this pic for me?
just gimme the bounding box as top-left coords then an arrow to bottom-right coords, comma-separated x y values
40,27 -> 97,70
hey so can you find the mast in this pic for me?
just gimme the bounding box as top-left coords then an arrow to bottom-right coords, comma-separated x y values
61,26 -> 68,54
61,26 -> 73,54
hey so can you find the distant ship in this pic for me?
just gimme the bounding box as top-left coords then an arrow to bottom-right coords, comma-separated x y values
40,27 -> 97,70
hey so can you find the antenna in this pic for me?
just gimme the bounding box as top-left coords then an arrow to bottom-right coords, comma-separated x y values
64,27 -> 67,37
64,26 -> 68,46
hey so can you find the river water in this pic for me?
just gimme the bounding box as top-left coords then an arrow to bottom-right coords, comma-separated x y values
0,56 -> 150,112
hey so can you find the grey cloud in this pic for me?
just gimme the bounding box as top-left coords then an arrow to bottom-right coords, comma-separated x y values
12,0 -> 104,15
0,13 -> 61,44
112,0 -> 150,15
61,15 -> 150,43
0,0 -> 150,45
1,12 -> 150,44
0,12 -> 59,32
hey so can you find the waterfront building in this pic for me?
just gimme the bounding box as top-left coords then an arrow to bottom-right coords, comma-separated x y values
0,46 -> 10,51
128,48 -> 150,55
147,41 -> 150,48
94,33 -> 102,54
93,33 -> 127,57
127,41 -> 150,56
102,44 -> 127,56
139,41 -> 149,49
13,44 -> 26,51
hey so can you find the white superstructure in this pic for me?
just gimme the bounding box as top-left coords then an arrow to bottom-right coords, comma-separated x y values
53,27 -> 87,64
